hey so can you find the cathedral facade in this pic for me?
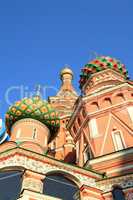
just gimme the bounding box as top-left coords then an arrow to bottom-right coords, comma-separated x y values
0,56 -> 133,200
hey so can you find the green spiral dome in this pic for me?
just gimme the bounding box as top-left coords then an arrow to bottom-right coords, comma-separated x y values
79,56 -> 129,89
6,96 -> 60,134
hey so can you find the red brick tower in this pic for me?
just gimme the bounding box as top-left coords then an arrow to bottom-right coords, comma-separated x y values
67,56 -> 133,199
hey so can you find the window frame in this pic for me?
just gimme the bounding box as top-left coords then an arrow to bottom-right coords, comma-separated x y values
112,130 -> 126,151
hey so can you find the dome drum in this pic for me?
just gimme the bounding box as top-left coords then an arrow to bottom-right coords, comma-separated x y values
79,56 -> 129,89
10,118 -> 51,152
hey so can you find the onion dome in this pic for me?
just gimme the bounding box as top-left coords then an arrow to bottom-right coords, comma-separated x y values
60,67 -> 73,80
5,96 -> 60,135
79,56 -> 129,89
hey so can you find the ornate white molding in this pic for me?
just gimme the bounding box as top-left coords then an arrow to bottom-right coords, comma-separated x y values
97,174 -> 133,192
0,148 -> 98,188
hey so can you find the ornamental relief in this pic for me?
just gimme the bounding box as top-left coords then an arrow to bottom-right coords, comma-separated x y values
0,154 -> 96,187
97,175 -> 133,192
23,179 -> 43,193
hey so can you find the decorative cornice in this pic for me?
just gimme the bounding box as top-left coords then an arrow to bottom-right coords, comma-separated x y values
81,68 -> 127,92
83,82 -> 133,101
97,174 -> 133,192
0,147 -> 103,184
88,147 -> 133,166
67,82 -> 133,130
86,101 -> 133,118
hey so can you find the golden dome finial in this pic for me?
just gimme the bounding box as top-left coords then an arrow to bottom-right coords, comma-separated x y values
60,65 -> 73,80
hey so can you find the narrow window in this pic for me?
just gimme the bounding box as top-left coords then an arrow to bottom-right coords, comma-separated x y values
51,141 -> 56,150
90,102 -> 99,112
115,93 -> 125,104
127,106 -> 133,122
83,146 -> 90,163
89,118 -> 99,138
77,117 -> 81,126
76,141 -> 79,163
82,109 -> 86,118
103,97 -> 112,107
112,131 -> 125,151
33,128 -> 37,139
16,129 -> 21,139
73,125 -> 77,134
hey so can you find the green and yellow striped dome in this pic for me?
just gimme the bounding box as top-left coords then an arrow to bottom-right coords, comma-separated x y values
6,96 -> 60,134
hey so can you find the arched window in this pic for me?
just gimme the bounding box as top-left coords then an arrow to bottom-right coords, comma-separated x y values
102,97 -> 112,108
43,173 -> 79,200
0,171 -> 22,200
115,93 -> 125,104
90,102 -> 99,112
112,186 -> 125,200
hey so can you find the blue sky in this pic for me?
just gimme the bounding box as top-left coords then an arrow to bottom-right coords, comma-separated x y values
0,0 -> 133,118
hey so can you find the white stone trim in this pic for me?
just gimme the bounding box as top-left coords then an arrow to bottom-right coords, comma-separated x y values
0,148 -> 101,188
16,128 -> 21,139
97,174 -> 133,192
127,106 -> 133,122
88,118 -> 99,138
86,101 -> 133,117
108,164 -> 133,175
89,148 -> 133,165
18,190 -> 61,200
83,82 -> 133,101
